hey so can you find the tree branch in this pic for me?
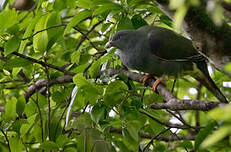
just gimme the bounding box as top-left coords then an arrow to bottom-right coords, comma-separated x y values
75,20 -> 104,50
109,127 -> 196,141
12,51 -> 75,75
24,75 -> 73,102
104,68 -> 227,110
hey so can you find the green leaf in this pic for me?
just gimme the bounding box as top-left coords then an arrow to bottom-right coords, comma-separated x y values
12,67 -> 21,77
4,36 -> 21,56
33,14 -> 50,53
201,126 -> 231,148
195,121 -> 216,150
19,13 -> 42,53
76,0 -> 93,9
71,51 -> 81,64
90,104 -> 106,123
208,104 -> 231,122
73,73 -> 103,103
46,12 -> 63,50
64,10 -> 92,35
225,62 -> 231,73
0,9 -> 18,33
40,141 -> 59,150
16,96 -> 26,116
117,17 -> 134,31
5,97 -> 17,120
9,136 -> 24,152
104,80 -> 128,106
20,114 -> 37,136
126,120 -> 143,142
131,15 -> 148,29
56,135 -> 70,148
54,0 -> 66,10
93,3 -> 122,16
4,57 -> 32,68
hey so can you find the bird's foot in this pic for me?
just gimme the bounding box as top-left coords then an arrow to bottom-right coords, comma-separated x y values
152,77 -> 164,92
140,74 -> 153,85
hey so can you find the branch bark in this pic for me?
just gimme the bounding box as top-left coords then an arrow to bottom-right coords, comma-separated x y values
24,75 -> 73,102
109,127 -> 196,141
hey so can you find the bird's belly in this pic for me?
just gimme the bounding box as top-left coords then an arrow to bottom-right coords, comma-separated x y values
119,51 -> 193,77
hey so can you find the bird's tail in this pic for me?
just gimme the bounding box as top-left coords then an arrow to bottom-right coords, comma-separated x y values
194,62 -> 228,103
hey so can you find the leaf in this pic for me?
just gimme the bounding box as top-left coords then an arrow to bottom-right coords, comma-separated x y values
5,97 -> 17,120
225,62 -> 231,73
117,17 -> 134,31
46,12 -> 63,50
16,96 -> 26,116
126,120 -> 143,142
0,9 -> 18,33
201,126 -> 231,148
90,104 -> 106,123
71,51 -> 81,64
19,13 -> 42,53
131,15 -> 148,29
76,0 -> 93,9
4,57 -> 32,68
104,80 -> 128,106
4,36 -> 21,56
93,3 -> 122,16
208,104 -> 231,123
73,73 -> 103,103
20,114 -> 37,136
56,135 -> 70,148
195,121 -> 216,150
64,10 -> 92,35
40,141 -> 59,150
33,14 -> 50,53
12,67 -> 21,77
9,136 -> 24,152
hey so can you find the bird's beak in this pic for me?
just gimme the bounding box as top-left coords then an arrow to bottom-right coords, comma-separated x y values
105,40 -> 115,48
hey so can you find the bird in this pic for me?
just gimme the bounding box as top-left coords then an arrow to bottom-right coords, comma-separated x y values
106,25 -> 228,103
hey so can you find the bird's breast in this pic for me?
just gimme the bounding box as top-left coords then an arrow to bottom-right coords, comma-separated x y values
119,49 -> 147,71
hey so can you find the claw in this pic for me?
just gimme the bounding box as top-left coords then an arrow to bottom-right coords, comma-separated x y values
152,77 -> 163,92
140,74 -> 153,84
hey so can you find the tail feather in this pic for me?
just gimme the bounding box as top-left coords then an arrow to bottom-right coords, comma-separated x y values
195,62 -> 228,103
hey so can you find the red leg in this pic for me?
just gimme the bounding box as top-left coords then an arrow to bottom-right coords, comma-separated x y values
152,77 -> 163,92
140,74 -> 153,84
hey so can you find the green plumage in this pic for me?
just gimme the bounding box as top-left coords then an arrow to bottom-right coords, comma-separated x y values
107,25 -> 228,103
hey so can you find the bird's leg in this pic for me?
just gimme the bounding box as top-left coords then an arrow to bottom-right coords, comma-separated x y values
140,74 -> 154,85
152,77 -> 164,92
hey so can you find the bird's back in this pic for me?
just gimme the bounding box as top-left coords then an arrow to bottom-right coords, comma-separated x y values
138,26 -> 199,61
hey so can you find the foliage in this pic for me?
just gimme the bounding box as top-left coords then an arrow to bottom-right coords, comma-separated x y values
0,0 -> 230,151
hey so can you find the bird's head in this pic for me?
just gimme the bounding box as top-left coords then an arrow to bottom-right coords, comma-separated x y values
106,30 -> 135,50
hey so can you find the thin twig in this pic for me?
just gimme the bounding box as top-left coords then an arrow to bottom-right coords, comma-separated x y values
0,129 -> 11,152
75,20 -> 104,50
55,97 -> 71,140
143,128 -> 171,152
12,51 -> 75,75
139,109 -> 193,129
21,24 -> 65,40
32,94 -> 44,143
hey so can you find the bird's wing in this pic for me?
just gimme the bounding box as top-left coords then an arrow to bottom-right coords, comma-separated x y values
139,26 -> 204,62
